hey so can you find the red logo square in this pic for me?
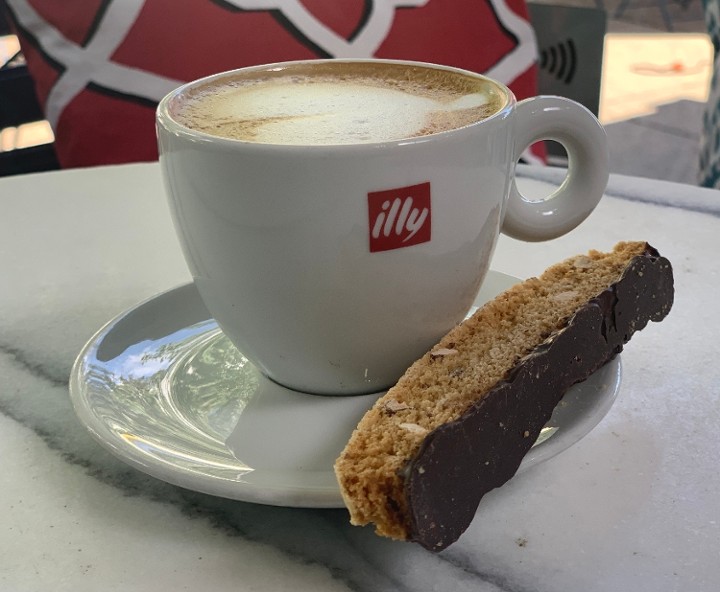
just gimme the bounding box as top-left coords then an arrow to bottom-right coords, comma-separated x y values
368,182 -> 432,253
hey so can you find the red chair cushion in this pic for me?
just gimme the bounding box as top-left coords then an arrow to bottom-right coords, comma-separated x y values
3,0 -> 539,168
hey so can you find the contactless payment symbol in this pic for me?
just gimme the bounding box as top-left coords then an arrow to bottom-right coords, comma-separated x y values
368,182 -> 432,253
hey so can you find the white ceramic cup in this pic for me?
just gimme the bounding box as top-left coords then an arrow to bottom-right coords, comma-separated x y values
157,59 -> 608,395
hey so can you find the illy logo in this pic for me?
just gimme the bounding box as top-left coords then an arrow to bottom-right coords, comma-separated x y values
368,182 -> 431,252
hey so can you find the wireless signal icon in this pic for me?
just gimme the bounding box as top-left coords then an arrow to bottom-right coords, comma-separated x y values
539,39 -> 577,84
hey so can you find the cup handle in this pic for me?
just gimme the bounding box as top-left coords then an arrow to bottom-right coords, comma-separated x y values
502,96 -> 609,241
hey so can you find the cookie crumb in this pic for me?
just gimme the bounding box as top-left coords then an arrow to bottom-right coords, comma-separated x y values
399,422 -> 428,435
573,255 -> 593,269
384,399 -> 411,414
431,348 -> 458,358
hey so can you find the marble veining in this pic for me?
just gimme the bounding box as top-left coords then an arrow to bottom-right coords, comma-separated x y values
0,337 -> 537,592
1,163 -> 718,591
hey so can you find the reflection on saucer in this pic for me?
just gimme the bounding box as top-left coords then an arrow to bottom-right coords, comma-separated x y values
70,271 -> 621,508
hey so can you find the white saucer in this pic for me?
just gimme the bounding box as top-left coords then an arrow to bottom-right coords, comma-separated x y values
69,271 -> 622,508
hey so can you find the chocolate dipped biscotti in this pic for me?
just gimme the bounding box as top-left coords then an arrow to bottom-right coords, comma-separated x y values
334,242 -> 674,551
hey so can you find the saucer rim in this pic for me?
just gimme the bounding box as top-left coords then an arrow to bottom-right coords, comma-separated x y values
69,272 -> 622,508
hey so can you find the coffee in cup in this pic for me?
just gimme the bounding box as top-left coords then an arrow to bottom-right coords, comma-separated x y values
169,61 -> 506,145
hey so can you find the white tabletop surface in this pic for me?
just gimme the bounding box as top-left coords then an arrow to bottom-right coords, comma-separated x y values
1,162 -> 718,591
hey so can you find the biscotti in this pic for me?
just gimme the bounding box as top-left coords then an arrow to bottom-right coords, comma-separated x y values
334,242 -> 674,551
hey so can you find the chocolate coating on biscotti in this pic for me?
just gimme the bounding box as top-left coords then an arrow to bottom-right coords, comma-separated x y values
404,245 -> 674,551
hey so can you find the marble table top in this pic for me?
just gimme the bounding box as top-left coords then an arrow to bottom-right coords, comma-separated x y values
1,163 -> 718,591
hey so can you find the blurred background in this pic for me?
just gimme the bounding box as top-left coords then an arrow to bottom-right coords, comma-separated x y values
0,0 -> 711,184
533,0 -> 709,185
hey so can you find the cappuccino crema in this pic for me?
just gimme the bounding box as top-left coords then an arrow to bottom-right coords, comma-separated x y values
170,62 -> 506,146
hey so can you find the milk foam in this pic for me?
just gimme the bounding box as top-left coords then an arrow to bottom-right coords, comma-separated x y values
174,65 -> 503,145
